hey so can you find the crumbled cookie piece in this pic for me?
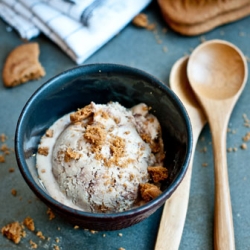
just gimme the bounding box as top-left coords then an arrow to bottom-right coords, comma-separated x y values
29,239 -> 38,249
0,133 -> 7,142
1,144 -> 10,155
132,13 -> 148,28
11,189 -> 17,196
2,43 -> 45,87
23,217 -> 35,231
9,168 -> 15,173
242,131 -> 250,142
0,154 -> 5,163
36,231 -> 45,240
45,129 -> 54,138
84,124 -> 107,147
241,143 -> 247,150
147,166 -> 168,182
140,183 -> 162,202
70,104 -> 93,123
38,147 -> 49,156
47,208 -> 55,220
1,221 -> 23,244
64,148 -> 82,162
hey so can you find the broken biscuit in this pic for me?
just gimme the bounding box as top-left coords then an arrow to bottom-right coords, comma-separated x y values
140,183 -> 162,202
2,43 -> 45,87
148,166 -> 168,182
1,221 -> 23,244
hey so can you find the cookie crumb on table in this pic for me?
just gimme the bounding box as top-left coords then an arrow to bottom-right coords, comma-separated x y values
132,13 -> 148,28
1,221 -> 23,244
47,208 -> 55,220
1,144 -> 10,155
0,154 -> 5,163
0,133 -> 7,142
11,189 -> 17,196
242,131 -> 250,142
241,143 -> 247,150
23,217 -> 35,231
29,239 -> 38,249
9,168 -> 15,173
2,43 -> 45,88
36,231 -> 46,240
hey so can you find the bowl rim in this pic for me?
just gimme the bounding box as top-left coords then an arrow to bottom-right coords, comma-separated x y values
15,62 -> 193,220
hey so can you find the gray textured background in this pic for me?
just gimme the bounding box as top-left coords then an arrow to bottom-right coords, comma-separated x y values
0,2 -> 250,249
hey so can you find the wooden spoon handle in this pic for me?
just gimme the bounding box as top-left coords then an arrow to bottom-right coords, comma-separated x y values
154,155 -> 194,250
155,110 -> 205,250
210,123 -> 235,250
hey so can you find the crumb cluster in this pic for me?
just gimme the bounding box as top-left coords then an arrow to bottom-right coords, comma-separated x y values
0,133 -> 12,164
1,212 -> 61,249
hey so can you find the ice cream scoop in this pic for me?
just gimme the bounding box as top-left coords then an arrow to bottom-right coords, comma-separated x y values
37,102 -> 165,213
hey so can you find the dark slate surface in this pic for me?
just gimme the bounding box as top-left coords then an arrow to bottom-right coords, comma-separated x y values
0,2 -> 249,250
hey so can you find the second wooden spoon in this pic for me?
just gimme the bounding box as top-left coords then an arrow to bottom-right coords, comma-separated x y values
155,56 -> 207,250
187,39 -> 248,250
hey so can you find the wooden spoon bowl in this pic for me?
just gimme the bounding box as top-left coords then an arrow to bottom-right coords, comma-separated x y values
188,41 -> 246,100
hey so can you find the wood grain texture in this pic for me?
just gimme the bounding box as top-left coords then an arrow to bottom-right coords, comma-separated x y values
187,40 -> 248,250
155,56 -> 207,250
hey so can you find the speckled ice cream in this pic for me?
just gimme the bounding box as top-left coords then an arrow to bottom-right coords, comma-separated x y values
37,102 -> 164,212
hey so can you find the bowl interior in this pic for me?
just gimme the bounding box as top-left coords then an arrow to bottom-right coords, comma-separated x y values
15,64 -> 192,226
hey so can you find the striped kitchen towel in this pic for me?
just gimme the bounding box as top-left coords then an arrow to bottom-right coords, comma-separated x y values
0,0 -> 151,64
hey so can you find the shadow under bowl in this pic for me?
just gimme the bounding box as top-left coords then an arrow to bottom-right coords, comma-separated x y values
15,63 -> 192,231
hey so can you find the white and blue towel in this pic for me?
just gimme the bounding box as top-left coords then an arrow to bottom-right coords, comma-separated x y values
0,0 -> 151,64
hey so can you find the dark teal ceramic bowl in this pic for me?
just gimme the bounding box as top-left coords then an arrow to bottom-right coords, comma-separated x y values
15,63 -> 192,231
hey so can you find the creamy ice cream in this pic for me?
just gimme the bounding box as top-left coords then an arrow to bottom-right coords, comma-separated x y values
36,102 -> 167,213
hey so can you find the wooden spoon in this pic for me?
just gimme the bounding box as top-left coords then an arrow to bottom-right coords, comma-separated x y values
155,56 -> 207,250
187,39 -> 248,250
